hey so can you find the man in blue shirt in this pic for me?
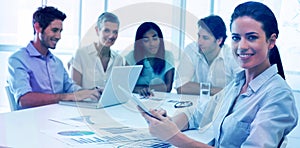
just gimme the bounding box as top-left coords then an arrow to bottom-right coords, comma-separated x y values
7,6 -> 100,109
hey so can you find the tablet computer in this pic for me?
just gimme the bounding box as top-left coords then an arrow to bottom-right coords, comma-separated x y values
118,85 -> 159,120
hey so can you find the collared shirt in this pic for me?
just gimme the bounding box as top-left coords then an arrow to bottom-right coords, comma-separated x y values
125,50 -> 174,85
7,41 -> 81,104
184,65 -> 298,147
71,43 -> 125,89
174,42 -> 241,88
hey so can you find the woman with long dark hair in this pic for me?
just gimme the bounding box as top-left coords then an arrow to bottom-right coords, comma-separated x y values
139,2 -> 298,147
125,22 -> 175,96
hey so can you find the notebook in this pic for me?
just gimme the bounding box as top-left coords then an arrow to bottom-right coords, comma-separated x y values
59,65 -> 143,109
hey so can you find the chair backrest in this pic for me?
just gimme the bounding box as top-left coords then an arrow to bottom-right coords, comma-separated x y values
5,86 -> 18,111
279,136 -> 288,148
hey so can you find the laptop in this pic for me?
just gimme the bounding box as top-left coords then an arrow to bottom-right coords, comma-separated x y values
59,65 -> 143,109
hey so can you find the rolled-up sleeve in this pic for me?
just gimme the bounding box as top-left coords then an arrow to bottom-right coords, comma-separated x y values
183,106 -> 201,129
8,55 -> 32,103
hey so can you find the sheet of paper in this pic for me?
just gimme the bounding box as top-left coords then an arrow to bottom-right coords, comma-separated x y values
49,115 -> 95,127
48,115 -> 128,127
41,126 -> 157,146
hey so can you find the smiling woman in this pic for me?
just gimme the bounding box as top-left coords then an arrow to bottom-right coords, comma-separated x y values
69,12 -> 125,90
0,0 -> 190,113
231,16 -> 274,73
139,2 -> 298,148
230,2 -> 284,81
0,0 -> 299,114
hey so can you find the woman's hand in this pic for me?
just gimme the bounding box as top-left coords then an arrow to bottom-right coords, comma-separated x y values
139,107 -> 181,141
138,87 -> 154,97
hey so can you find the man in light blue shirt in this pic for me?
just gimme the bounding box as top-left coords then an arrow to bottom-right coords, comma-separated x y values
7,6 -> 100,109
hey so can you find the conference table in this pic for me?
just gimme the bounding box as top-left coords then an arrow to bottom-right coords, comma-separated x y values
0,92 -> 214,148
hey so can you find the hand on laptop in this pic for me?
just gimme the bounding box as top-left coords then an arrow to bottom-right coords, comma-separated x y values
139,87 -> 154,98
94,86 -> 104,94
73,89 -> 100,101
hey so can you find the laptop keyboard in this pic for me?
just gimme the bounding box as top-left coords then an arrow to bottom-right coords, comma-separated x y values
81,98 -> 99,103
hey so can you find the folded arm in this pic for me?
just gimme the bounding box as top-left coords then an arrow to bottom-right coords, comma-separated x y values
177,82 -> 222,95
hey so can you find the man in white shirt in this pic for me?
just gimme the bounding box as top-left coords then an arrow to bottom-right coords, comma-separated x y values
175,15 -> 241,95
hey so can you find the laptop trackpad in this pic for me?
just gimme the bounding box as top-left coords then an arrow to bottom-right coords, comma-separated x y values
81,98 -> 99,103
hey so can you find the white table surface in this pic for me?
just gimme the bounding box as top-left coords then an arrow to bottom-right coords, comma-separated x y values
0,92 -> 214,148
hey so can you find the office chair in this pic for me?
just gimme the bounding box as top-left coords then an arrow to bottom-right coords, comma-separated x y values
279,136 -> 288,148
5,85 -> 18,111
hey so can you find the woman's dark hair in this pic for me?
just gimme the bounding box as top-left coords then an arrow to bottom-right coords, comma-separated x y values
134,22 -> 166,74
32,6 -> 67,34
198,15 -> 227,48
230,1 -> 285,79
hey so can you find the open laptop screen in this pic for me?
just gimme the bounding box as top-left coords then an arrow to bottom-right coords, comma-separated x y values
59,65 -> 143,109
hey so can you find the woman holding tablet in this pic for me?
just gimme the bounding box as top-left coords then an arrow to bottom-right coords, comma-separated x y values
140,1 -> 298,147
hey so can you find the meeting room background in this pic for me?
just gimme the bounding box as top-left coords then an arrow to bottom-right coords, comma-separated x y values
1,0 -> 299,113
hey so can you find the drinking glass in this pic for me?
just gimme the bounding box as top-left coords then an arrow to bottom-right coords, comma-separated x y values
200,82 -> 211,100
